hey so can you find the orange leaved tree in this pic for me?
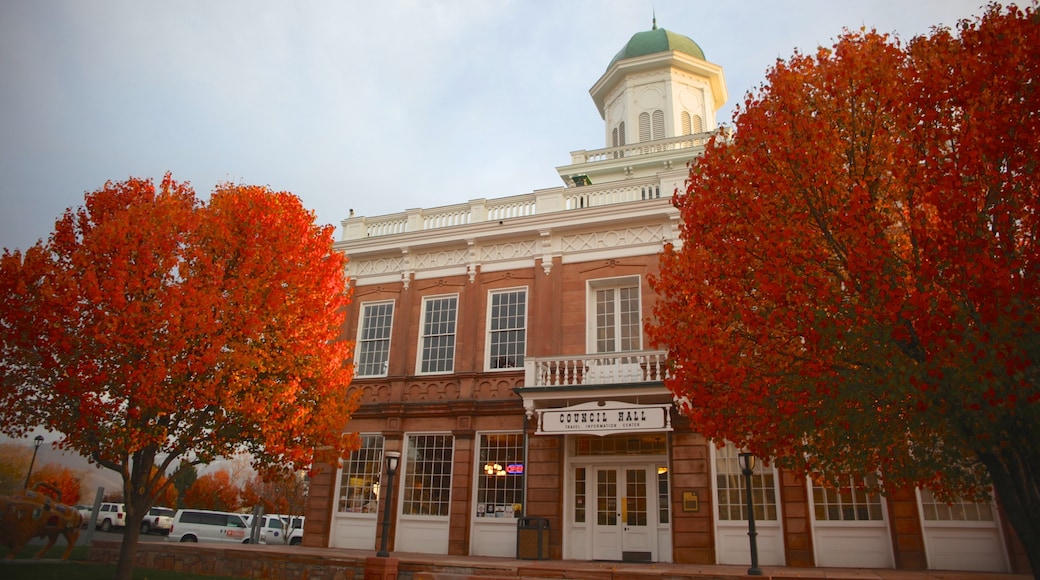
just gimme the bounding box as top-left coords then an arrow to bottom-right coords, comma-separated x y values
240,467 -> 308,519
0,174 -> 360,579
182,469 -> 240,512
28,463 -> 84,505
649,5 -> 1039,573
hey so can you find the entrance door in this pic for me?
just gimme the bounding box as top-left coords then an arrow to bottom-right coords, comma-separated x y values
592,466 -> 654,561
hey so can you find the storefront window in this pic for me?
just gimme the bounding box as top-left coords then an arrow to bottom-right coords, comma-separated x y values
573,433 -> 667,456
919,488 -> 994,521
402,434 -> 454,516
474,432 -> 525,518
812,474 -> 883,521
337,434 -> 384,514
715,442 -> 778,521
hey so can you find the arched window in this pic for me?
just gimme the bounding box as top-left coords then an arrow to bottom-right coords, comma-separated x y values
652,110 -> 664,139
682,112 -> 705,135
638,112 -> 651,142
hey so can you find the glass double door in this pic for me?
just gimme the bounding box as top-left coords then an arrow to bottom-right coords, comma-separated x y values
591,465 -> 654,561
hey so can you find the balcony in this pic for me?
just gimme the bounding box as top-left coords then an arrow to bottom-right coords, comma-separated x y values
523,351 -> 670,387
340,178 -> 669,241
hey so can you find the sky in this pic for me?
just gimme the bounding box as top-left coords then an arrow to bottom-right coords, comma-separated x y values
0,0 -> 993,254
0,1 -> 991,491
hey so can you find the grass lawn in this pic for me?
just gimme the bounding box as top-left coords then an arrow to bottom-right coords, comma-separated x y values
3,544 -> 249,580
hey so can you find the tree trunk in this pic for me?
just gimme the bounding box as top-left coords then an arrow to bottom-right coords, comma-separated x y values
114,453 -> 157,580
978,444 -> 1040,579
113,507 -> 143,580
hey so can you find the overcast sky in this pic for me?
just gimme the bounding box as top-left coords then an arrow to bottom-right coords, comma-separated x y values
1,0 -> 991,254
0,1 -> 992,491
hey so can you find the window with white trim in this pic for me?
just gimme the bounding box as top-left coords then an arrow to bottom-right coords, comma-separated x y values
487,288 -> 526,370
419,295 -> 457,374
590,277 -> 641,353
919,488 -> 994,521
356,301 -> 394,377
402,434 -> 454,516
337,434 -> 384,514
812,474 -> 884,521
474,432 -> 525,518
714,443 -> 778,521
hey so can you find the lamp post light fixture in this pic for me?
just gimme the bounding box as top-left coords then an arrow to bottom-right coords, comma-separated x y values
23,435 -> 45,489
376,451 -> 401,558
738,451 -> 763,576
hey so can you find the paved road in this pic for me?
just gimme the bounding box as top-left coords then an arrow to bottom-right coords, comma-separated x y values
31,528 -> 290,548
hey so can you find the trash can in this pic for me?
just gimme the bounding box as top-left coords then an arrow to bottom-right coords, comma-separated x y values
516,517 -> 549,560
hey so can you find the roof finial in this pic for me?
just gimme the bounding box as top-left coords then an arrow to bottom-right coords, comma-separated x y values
652,10 -> 657,30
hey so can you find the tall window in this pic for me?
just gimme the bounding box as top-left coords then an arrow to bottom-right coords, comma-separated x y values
419,295 -> 457,374
487,289 -> 526,370
658,465 -> 670,524
682,111 -> 704,135
715,443 -> 778,521
812,474 -> 884,521
475,433 -> 525,518
592,279 -> 641,353
574,467 -> 587,523
612,122 -> 626,147
652,109 -> 665,139
639,110 -> 665,141
402,434 -> 454,516
337,434 -> 384,514
356,301 -> 394,377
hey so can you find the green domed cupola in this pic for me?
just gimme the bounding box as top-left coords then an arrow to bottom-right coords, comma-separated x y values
607,19 -> 706,70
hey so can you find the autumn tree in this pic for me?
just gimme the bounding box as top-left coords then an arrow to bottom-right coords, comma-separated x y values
0,442 -> 33,495
182,469 -> 240,512
28,463 -> 83,505
170,460 -> 196,509
240,467 -> 309,519
649,5 -> 1039,574
0,175 -> 360,580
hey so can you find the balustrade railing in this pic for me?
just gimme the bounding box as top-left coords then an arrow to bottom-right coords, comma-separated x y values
524,351 -> 669,387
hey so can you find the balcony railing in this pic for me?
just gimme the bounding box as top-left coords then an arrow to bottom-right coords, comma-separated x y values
566,131 -> 715,165
524,351 -> 670,387
341,179 -> 665,241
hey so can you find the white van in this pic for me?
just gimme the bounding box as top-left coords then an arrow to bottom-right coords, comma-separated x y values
257,514 -> 287,544
166,509 -> 251,543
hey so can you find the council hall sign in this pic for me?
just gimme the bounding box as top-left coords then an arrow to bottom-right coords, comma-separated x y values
536,400 -> 673,436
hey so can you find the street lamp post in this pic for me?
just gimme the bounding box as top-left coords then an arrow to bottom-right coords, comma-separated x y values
738,452 -> 763,576
376,451 -> 401,558
23,435 -> 44,489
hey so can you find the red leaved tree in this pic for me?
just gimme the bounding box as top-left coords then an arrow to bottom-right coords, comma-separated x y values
182,469 -> 240,512
0,175 -> 360,580
649,5 -> 1039,574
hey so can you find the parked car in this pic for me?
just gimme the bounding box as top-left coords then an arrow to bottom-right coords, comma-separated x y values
140,506 -> 175,535
166,509 -> 251,543
257,514 -> 287,544
73,504 -> 93,528
285,515 -> 304,546
96,502 -> 126,532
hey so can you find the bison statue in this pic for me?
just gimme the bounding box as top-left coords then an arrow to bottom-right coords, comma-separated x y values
0,482 -> 83,560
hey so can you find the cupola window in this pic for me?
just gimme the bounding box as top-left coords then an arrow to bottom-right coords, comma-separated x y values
639,110 -> 666,142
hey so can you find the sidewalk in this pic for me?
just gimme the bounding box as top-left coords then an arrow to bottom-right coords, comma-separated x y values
86,540 -> 1031,580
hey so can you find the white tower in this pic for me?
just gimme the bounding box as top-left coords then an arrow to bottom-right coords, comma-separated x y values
557,19 -> 728,190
